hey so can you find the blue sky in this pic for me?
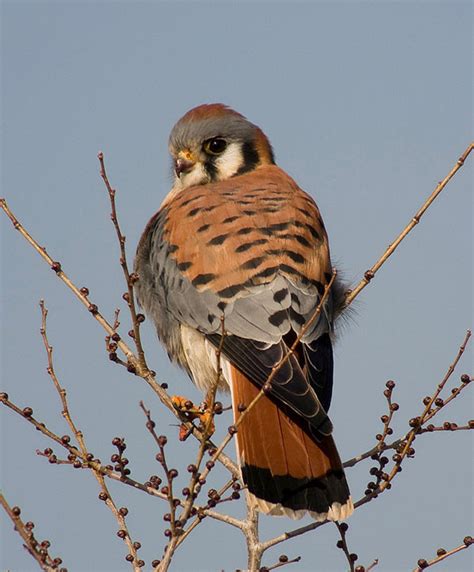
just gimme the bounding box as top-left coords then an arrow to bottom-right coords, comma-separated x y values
1,1 -> 472,571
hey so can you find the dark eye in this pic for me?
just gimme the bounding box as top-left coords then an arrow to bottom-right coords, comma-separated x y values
204,137 -> 227,155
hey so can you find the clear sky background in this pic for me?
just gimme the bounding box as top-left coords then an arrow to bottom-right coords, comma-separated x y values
1,1 -> 472,571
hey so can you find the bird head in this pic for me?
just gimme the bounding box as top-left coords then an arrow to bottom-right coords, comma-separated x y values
168,104 -> 275,191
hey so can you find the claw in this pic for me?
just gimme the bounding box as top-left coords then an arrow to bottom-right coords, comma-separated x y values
171,395 -> 195,412
199,408 -> 215,437
171,395 -> 215,440
178,424 -> 193,441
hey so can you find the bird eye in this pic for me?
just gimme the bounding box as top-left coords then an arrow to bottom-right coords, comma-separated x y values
204,137 -> 227,155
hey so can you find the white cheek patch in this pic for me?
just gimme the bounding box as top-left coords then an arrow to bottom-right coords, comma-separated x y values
214,142 -> 244,180
182,163 -> 209,188
172,163 -> 209,192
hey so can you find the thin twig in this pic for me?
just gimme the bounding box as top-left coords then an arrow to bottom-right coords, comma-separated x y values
39,300 -> 86,452
146,332 -> 242,572
175,478 -> 244,549
106,309 -> 129,368
335,522 -> 356,572
378,330 -> 471,493
260,519 -> 327,552
359,381 -> 399,495
419,421 -> 473,433
140,401 -> 179,548
1,394 -> 81,456
264,555 -> 302,570
0,199 -> 136,366
98,152 -> 147,369
0,198 -> 239,480
0,494 -> 61,572
345,142 -> 474,305
412,537 -> 473,571
39,301 -> 143,571
0,392 -> 240,532
343,417 -> 473,470
366,559 -> 379,571
95,474 -> 145,570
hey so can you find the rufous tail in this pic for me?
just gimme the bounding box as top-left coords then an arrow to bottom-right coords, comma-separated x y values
230,365 -> 353,521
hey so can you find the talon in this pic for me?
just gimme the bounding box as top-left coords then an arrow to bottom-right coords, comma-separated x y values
171,395 -> 215,438
171,395 -> 194,411
172,396 -> 202,441
198,410 -> 215,437
178,423 -> 193,441
172,395 -> 201,416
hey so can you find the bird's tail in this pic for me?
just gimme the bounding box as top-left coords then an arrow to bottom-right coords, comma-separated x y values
229,365 -> 353,521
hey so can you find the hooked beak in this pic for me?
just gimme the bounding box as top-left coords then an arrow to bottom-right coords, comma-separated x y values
174,152 -> 196,177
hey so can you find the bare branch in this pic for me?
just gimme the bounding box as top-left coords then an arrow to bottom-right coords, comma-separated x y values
106,309 -> 130,368
39,300 -> 86,453
378,330 -> 471,493
39,301 -> 143,571
0,199 -> 136,366
419,421 -> 473,433
140,402 -> 180,551
0,391 -> 240,533
263,554 -> 302,571
412,536 -> 473,571
335,522 -> 358,572
0,494 -> 63,572
0,198 -> 239,480
98,152 -> 147,369
1,393 -> 81,456
345,142 -> 474,305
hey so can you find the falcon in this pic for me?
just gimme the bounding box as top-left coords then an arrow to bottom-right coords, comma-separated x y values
134,104 -> 353,521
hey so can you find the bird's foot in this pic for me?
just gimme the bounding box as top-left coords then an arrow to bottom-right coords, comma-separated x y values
171,395 -> 215,440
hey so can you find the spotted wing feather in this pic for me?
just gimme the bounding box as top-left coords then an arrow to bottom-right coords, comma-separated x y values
135,164 -> 337,430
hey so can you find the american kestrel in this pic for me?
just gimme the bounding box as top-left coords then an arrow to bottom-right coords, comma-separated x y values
135,104 -> 353,521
